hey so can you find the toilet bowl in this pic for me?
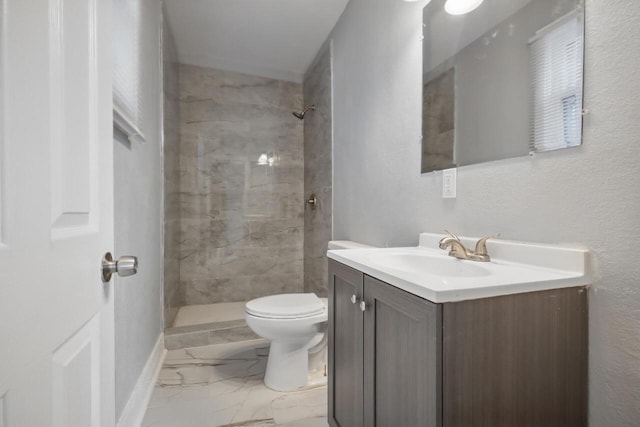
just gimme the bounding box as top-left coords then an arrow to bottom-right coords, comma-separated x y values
245,293 -> 327,391
246,241 -> 374,391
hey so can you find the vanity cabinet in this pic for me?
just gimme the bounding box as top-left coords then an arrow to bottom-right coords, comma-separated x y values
328,261 -> 364,427
328,261 -> 441,427
328,259 -> 587,427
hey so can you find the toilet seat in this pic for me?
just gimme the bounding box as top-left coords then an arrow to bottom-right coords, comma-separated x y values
246,293 -> 325,319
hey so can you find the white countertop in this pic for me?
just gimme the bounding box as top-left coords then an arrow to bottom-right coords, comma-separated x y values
327,233 -> 591,303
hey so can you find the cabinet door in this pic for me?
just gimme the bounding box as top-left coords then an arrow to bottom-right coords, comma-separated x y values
328,261 -> 364,427
363,276 -> 442,427
442,288 -> 587,427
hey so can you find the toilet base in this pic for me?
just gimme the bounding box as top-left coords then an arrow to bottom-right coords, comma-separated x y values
264,341 -> 309,391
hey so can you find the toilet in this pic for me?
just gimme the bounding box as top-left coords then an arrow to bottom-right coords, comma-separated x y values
245,293 -> 327,391
245,240 -> 372,391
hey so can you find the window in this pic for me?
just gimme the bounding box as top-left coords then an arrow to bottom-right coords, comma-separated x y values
113,0 -> 145,142
529,11 -> 584,152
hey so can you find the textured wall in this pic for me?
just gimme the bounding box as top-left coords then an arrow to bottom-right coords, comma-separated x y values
162,10 -> 182,328
178,65 -> 304,304
330,0 -> 640,424
114,0 -> 163,419
303,43 -> 333,296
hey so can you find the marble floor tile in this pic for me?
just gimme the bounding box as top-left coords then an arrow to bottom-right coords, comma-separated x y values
142,340 -> 328,427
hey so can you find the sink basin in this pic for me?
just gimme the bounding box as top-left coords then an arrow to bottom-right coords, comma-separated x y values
364,252 -> 491,278
326,233 -> 590,303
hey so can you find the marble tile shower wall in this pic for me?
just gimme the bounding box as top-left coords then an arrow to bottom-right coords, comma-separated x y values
178,65 -> 305,305
303,45 -> 333,297
162,18 -> 182,327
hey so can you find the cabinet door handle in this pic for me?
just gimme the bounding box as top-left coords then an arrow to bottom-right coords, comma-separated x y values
359,301 -> 367,312
350,294 -> 358,304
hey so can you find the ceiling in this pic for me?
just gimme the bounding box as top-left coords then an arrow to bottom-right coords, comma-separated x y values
164,0 -> 350,83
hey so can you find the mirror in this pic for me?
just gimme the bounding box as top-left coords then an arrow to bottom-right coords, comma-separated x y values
422,0 -> 585,173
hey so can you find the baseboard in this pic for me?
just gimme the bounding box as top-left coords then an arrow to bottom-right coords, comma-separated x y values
116,333 -> 167,427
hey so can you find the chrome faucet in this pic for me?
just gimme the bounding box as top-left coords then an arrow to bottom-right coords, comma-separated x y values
438,231 -> 499,262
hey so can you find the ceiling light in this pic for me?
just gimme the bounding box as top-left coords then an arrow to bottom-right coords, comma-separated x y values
444,0 -> 483,15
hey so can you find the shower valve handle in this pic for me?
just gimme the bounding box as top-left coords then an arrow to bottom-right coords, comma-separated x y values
307,194 -> 317,210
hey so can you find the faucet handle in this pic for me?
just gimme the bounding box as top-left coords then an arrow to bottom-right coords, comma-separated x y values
474,234 -> 500,256
439,230 -> 461,249
444,230 -> 461,241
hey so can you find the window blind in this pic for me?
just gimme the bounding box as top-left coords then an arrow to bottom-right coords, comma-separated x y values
529,12 -> 584,153
113,0 -> 144,141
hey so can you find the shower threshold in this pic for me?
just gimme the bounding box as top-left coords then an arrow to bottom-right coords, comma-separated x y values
165,302 -> 263,350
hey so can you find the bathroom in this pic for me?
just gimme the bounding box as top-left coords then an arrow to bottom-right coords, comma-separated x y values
0,0 -> 638,426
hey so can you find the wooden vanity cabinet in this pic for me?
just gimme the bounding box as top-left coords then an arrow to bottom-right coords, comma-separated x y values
328,261 -> 364,427
328,259 -> 587,427
328,261 -> 441,427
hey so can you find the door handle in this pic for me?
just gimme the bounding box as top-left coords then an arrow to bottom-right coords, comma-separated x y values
101,252 -> 138,282
359,301 -> 367,312
350,294 -> 359,304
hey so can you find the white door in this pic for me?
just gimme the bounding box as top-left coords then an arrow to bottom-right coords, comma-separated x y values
0,0 -> 115,426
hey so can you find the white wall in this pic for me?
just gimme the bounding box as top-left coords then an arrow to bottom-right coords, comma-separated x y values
330,0 -> 640,424
114,0 -> 164,420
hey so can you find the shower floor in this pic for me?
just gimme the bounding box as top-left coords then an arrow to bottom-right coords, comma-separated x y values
165,302 -> 259,350
173,302 -> 247,327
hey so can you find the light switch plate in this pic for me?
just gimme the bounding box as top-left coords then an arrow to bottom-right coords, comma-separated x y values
442,168 -> 457,198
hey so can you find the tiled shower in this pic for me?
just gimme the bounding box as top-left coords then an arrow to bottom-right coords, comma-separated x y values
177,64 -> 305,307
163,35 -> 333,336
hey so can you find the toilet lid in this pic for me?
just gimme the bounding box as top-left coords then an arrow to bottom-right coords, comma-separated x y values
246,293 -> 325,319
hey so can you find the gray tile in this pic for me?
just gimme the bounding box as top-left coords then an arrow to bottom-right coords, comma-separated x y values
182,277 -> 253,305
172,66 -> 304,304
215,247 -> 281,278
248,220 -> 304,248
163,19 -> 182,327
303,46 -> 333,296
179,64 -> 303,111
249,274 -> 303,297
277,247 -> 305,276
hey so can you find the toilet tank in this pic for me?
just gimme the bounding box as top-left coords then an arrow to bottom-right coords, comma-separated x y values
328,240 -> 375,250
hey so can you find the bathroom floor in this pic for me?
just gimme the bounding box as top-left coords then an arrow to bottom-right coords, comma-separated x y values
142,339 -> 329,427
